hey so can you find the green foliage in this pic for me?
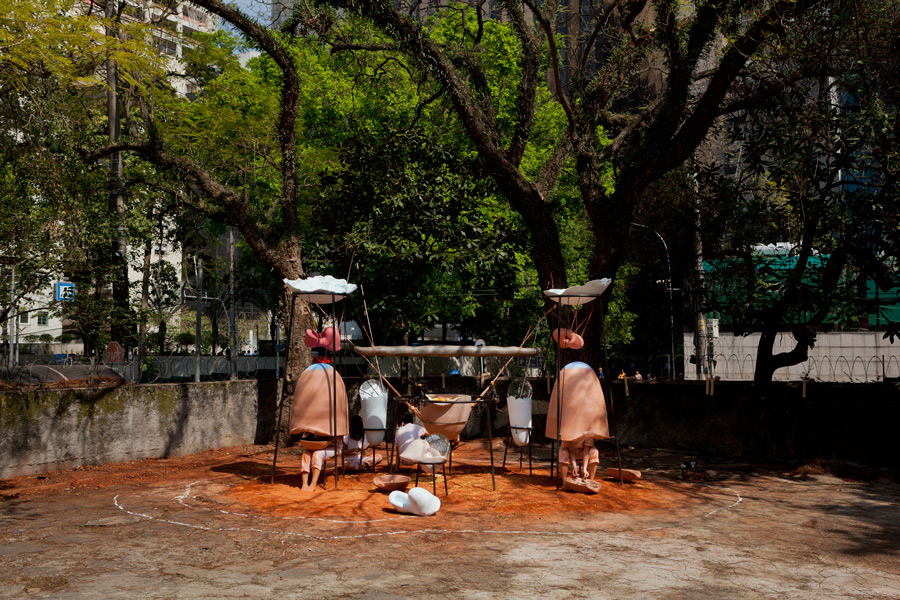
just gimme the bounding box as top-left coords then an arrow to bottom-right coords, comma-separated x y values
699,0 -> 900,357
311,126 -> 534,343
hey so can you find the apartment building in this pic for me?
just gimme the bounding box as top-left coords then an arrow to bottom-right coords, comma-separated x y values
116,0 -> 218,96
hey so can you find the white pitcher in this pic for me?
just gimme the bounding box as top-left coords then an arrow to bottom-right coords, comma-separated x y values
359,379 -> 388,445
506,377 -> 533,447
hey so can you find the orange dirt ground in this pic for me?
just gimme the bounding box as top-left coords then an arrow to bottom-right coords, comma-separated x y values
0,439 -> 708,527
4,440 -> 900,599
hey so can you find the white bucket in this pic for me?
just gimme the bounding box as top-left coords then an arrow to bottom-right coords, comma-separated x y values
506,395 -> 532,446
359,380 -> 388,445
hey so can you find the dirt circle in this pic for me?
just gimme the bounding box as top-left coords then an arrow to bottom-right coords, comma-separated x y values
103,444 -> 743,541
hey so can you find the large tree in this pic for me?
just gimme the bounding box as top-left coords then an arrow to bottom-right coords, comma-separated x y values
0,0 -> 164,359
700,0 -> 900,385
85,0 -> 896,387
271,0 -> 842,366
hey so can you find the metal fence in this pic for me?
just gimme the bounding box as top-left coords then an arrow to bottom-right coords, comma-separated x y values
703,352 -> 900,383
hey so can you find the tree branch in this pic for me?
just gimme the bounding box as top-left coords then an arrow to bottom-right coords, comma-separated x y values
188,0 -> 301,231
523,0 -> 577,142
500,0 -> 541,165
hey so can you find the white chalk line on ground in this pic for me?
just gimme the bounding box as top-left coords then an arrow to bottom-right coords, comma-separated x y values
639,475 -> 743,531
112,476 -> 743,541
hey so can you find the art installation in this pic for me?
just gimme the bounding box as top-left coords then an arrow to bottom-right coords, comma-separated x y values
546,361 -> 610,491
304,326 -> 340,351
283,275 -> 358,303
563,476 -> 602,494
373,474 -> 411,492
288,363 -> 349,440
608,467 -> 642,483
506,377 -> 533,447
418,395 -> 473,439
542,278 -> 611,305
545,361 -> 609,442
388,487 -> 442,516
270,275 -> 362,489
354,345 -> 540,357
359,379 -> 388,445
551,328 -> 585,350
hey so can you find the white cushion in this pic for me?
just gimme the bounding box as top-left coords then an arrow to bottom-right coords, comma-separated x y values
408,487 -> 441,516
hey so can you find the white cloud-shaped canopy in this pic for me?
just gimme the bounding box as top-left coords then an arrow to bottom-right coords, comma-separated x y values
542,278 -> 611,305
283,275 -> 357,304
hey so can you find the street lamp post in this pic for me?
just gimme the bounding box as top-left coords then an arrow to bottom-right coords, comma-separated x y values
631,223 -> 677,380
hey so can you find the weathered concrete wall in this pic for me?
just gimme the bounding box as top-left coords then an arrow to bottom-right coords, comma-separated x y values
610,380 -> 900,468
4,376 -> 897,478
0,380 -> 277,479
370,377 -> 900,468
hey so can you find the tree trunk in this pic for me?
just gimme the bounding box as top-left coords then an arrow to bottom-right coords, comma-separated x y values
137,234 -> 153,382
754,321 -> 815,388
106,0 -> 129,348
210,316 -> 219,356
158,320 -> 167,354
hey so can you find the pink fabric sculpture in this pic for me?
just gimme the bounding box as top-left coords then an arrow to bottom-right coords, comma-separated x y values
552,328 -> 585,350
289,363 -> 349,438
419,395 -> 474,439
304,326 -> 340,351
545,361 -> 609,442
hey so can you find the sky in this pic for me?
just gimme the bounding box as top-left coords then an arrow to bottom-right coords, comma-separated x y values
231,0 -> 271,22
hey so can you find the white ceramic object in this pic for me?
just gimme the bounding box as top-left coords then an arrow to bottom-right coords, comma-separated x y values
506,396 -> 533,447
506,377 -> 533,447
408,487 -> 441,516
543,278 -> 611,305
283,275 -> 357,304
399,439 -> 446,464
359,380 -> 388,445
388,490 -> 413,513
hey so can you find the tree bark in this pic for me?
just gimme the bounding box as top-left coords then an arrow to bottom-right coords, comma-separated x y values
137,231 -> 153,382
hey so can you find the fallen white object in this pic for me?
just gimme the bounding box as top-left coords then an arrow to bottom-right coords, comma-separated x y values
388,490 -> 412,513
388,487 -> 441,516
283,276 -> 357,304
543,278 -> 611,305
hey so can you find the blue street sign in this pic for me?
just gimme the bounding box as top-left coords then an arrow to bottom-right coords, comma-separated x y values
55,282 -> 75,302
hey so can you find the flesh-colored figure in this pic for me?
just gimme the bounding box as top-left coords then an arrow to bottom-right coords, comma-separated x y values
558,436 -> 600,481
289,363 -> 349,438
546,361 -> 609,484
300,415 -> 381,491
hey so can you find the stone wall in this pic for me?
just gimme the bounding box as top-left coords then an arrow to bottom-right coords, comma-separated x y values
0,380 -> 276,478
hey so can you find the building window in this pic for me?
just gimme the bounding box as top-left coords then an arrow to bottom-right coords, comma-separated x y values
37,313 -> 49,326
19,313 -> 28,324
154,36 -> 178,56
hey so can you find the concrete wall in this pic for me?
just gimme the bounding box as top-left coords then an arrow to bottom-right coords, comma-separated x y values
0,380 -> 276,479
4,376 -> 897,478
610,380 -> 900,468
401,377 -> 900,469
